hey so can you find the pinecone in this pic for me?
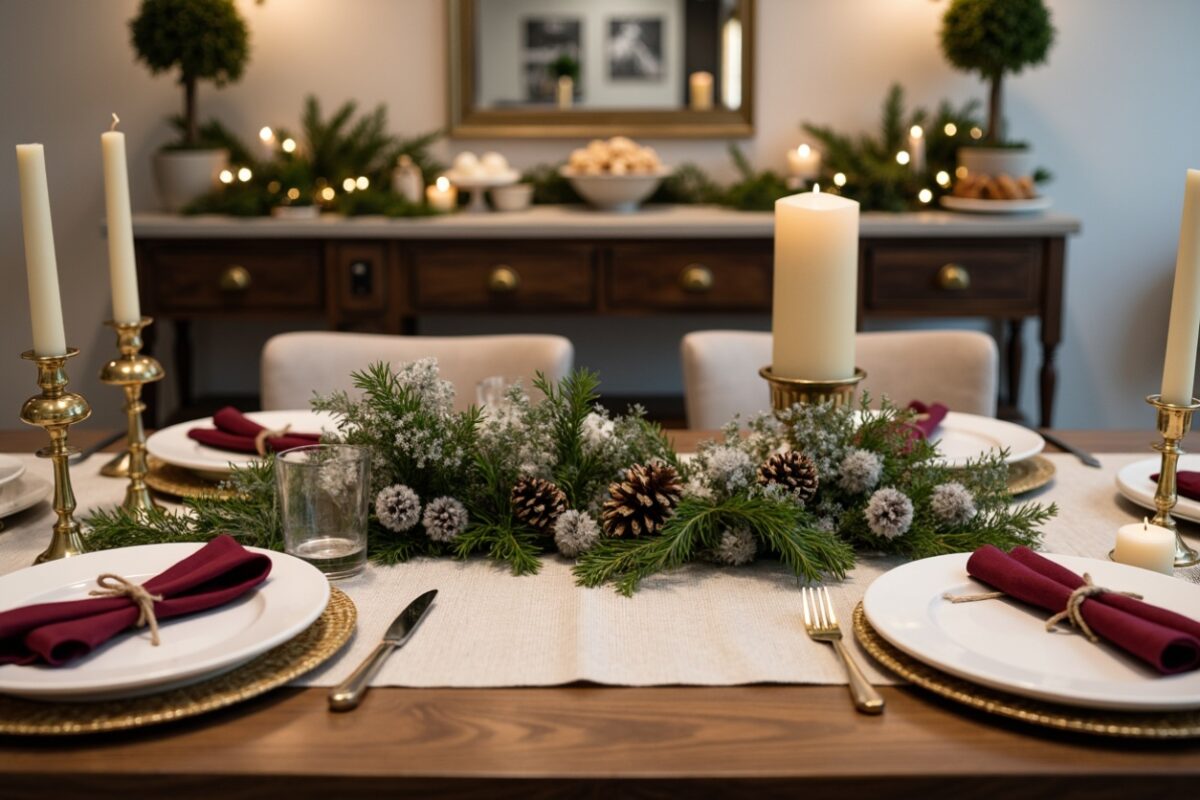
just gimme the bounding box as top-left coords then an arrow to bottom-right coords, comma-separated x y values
757,451 -> 819,503
511,477 -> 567,531
602,462 -> 683,537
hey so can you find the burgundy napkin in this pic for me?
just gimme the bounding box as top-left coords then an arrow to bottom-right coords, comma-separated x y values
187,406 -> 321,454
965,545 -> 1200,674
1150,471 -> 1200,502
906,400 -> 949,440
0,535 -> 272,667
1008,547 -> 1200,642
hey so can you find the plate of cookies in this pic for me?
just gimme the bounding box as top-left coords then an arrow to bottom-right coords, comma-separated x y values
941,171 -> 1050,214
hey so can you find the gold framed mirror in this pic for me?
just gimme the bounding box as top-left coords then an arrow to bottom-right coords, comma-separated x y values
449,0 -> 754,138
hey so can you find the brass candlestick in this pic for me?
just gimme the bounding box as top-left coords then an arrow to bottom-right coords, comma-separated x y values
1146,394 -> 1200,568
99,318 -> 165,513
19,348 -> 91,564
760,366 -> 867,413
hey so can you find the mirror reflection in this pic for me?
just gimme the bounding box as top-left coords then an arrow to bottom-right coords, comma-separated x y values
471,0 -> 743,112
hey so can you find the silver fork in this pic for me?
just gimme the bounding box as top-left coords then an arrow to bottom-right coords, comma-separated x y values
801,587 -> 885,715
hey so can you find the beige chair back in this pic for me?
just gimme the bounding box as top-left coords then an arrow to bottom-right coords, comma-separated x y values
681,330 -> 998,429
261,332 -> 574,412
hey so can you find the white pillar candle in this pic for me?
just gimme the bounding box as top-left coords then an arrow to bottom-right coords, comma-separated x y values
907,125 -> 926,173
689,71 -> 713,111
1160,169 -> 1200,405
426,176 -> 457,212
1112,518 -> 1175,575
786,144 -> 820,181
556,76 -> 574,110
772,187 -> 859,379
101,115 -> 142,324
15,144 -> 67,356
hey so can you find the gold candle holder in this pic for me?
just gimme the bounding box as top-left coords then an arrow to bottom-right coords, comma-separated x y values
759,366 -> 867,413
99,318 -> 165,513
1145,394 -> 1200,568
19,348 -> 91,564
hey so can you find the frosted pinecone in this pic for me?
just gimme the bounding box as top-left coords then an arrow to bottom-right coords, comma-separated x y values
375,484 -> 420,533
422,496 -> 469,542
712,527 -> 757,566
865,487 -> 914,540
553,510 -> 601,558
837,449 -> 883,494
931,482 -> 977,525
704,445 -> 755,496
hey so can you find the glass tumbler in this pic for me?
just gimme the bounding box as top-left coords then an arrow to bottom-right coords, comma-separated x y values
276,444 -> 370,579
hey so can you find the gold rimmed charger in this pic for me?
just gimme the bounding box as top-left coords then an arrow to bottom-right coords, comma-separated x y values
852,603 -> 1200,739
144,457 -> 237,500
1008,455 -> 1055,495
0,587 -> 355,736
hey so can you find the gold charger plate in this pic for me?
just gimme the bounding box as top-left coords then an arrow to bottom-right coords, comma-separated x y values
0,587 -> 356,736
1008,455 -> 1055,495
852,602 -> 1200,739
145,457 -> 237,500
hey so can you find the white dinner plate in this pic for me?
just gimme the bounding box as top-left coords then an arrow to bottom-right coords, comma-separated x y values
0,454 -> 26,489
0,543 -> 330,701
0,472 -> 51,520
940,195 -> 1052,214
863,552 -> 1200,711
146,409 -> 340,478
928,412 -> 1044,467
1115,454 -> 1200,524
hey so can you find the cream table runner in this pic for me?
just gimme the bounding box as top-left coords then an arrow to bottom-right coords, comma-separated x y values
0,453 -> 1197,688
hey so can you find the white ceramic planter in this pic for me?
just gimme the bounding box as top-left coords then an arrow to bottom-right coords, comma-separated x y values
957,146 -> 1033,179
153,149 -> 229,212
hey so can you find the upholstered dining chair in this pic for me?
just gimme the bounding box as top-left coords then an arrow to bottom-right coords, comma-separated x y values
260,332 -> 574,412
680,330 -> 999,429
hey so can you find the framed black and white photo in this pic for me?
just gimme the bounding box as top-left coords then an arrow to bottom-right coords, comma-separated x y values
607,17 -> 664,81
522,17 -> 582,103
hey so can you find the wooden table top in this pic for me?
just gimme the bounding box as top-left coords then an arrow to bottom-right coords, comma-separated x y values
1,429 -> 1197,799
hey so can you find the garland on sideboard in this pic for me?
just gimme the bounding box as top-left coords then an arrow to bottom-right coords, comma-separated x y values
85,360 -> 1054,595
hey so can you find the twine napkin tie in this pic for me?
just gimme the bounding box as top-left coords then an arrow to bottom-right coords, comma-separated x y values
88,574 -> 165,646
944,573 -> 1144,644
254,424 -> 292,456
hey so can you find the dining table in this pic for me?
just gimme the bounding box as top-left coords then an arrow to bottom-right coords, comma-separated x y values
0,427 -> 1198,799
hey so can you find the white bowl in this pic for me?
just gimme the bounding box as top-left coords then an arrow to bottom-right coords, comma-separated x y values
560,167 -> 669,212
489,183 -> 534,212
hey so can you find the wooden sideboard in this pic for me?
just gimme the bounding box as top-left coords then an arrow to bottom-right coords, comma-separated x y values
132,206 -> 1080,425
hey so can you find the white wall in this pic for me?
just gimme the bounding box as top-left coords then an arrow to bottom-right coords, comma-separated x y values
477,0 -> 685,109
1,0 -> 1198,429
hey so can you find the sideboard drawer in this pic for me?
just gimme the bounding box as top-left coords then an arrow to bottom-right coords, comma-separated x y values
608,242 -> 772,310
142,243 -> 324,313
863,240 -> 1041,314
412,244 -> 596,311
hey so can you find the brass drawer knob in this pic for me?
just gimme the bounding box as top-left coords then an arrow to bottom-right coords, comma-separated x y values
679,264 -> 714,293
937,263 -> 970,291
219,265 -> 252,293
488,264 -> 520,294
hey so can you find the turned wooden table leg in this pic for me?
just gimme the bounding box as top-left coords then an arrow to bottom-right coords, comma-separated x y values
1006,319 -> 1024,414
1039,237 -> 1066,428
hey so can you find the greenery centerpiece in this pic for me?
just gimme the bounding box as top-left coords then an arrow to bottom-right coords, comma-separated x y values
130,0 -> 250,211
940,0 -> 1056,185
86,361 -> 1053,595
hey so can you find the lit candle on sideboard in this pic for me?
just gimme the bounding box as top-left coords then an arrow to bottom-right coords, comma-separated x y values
101,114 -> 142,324
689,71 -> 713,111
1112,518 -> 1175,575
426,176 -> 457,212
15,143 -> 67,356
907,125 -> 926,173
786,144 -> 820,181
772,187 -> 859,380
1160,169 -> 1200,405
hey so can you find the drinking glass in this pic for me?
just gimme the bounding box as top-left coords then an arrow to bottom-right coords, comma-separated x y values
276,444 -> 370,579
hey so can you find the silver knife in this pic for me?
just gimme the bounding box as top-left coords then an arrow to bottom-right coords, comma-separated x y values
1038,430 -> 1101,469
328,589 -> 437,711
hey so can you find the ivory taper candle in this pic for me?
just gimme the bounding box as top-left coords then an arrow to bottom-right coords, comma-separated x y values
101,114 -> 141,324
15,143 -> 67,356
772,187 -> 859,379
1161,170 -> 1200,406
